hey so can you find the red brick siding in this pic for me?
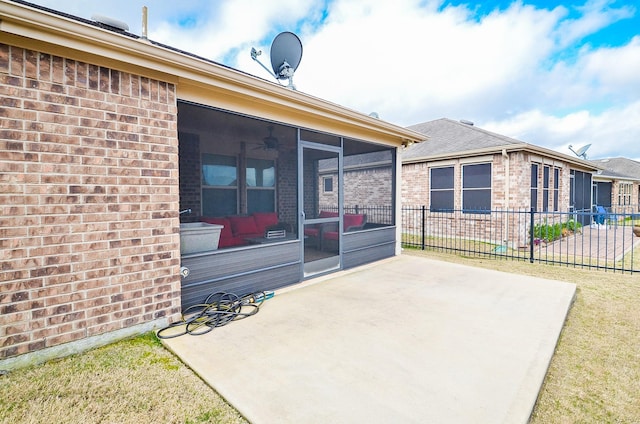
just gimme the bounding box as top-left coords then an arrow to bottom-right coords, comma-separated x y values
1,44 -> 181,360
402,152 -> 571,212
317,166 -> 393,220
610,181 -> 640,214
401,152 -> 574,246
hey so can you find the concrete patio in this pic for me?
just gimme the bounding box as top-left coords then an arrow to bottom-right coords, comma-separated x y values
162,255 -> 576,424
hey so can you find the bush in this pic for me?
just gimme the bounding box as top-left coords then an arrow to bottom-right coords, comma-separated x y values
532,219 -> 582,243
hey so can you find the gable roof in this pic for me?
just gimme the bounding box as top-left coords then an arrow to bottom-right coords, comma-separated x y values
406,118 -> 525,158
404,118 -> 599,171
591,157 -> 640,181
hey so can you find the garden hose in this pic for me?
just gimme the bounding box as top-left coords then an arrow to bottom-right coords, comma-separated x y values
156,291 -> 274,339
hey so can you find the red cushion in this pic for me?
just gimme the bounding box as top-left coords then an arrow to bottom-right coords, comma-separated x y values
304,228 -> 320,237
344,214 -> 365,229
202,217 -> 232,239
323,231 -> 338,240
252,212 -> 278,234
319,210 -> 339,218
228,215 -> 258,236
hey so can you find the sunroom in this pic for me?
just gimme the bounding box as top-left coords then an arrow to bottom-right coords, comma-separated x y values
176,101 -> 421,308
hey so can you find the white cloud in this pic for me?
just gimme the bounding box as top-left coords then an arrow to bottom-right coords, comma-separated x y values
20,0 -> 640,161
151,0 -> 317,60
266,0 -> 565,125
555,0 -> 635,47
483,102 -> 640,161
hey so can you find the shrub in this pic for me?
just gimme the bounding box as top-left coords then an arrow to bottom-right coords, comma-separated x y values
532,219 -> 582,243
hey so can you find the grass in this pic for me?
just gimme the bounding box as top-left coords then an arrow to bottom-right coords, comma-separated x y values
2,251 -> 639,423
403,229 -> 640,273
404,249 -> 640,424
0,333 -> 247,424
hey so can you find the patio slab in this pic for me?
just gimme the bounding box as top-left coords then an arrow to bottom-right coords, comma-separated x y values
162,255 -> 576,424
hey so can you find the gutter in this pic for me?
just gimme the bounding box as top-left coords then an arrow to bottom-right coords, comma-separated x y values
403,144 -> 602,171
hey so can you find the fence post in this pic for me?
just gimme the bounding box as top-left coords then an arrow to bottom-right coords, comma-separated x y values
421,205 -> 426,250
529,207 -> 535,263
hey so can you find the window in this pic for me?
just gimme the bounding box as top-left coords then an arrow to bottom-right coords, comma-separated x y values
618,182 -> 632,206
201,155 -> 276,216
553,168 -> 560,212
543,166 -> 550,212
531,164 -> 538,211
462,163 -> 491,212
202,154 -> 237,216
323,176 -> 333,193
341,140 -> 395,227
247,158 -> 275,214
430,167 -> 454,212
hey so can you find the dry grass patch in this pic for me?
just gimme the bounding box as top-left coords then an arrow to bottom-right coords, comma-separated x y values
405,249 -> 640,424
0,333 -> 247,424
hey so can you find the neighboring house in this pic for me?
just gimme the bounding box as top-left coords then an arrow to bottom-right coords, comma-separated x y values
0,1 -> 424,369
591,157 -> 640,214
401,118 -> 601,246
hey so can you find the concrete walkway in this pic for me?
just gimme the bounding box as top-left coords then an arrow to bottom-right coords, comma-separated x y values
162,255 -> 576,424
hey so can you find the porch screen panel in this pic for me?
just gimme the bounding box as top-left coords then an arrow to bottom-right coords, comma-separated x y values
342,140 -> 395,226
202,154 -> 238,216
462,163 -> 491,212
247,158 -> 275,214
595,182 -> 612,207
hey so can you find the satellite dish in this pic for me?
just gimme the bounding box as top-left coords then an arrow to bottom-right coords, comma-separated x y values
251,32 -> 303,90
568,144 -> 591,159
270,32 -> 303,81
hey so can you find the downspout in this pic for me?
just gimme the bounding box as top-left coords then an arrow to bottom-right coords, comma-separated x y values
502,149 -> 510,247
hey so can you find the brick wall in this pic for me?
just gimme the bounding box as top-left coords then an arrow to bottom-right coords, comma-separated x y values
401,152 -> 576,246
0,44 -> 182,361
401,162 -> 430,205
318,166 -> 394,223
401,152 -> 572,213
178,132 -> 201,218
611,181 -> 640,214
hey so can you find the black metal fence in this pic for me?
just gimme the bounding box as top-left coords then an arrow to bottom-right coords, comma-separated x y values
402,205 -> 640,274
319,204 -> 394,225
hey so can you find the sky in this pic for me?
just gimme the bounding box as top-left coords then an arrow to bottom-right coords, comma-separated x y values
26,0 -> 640,161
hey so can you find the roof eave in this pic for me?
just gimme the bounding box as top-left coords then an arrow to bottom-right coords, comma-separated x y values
0,0 -> 427,145
403,143 -> 602,171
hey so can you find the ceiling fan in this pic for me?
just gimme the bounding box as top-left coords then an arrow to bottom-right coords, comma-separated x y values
254,126 -> 279,151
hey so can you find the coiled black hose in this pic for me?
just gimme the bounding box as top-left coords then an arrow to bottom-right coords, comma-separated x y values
156,291 -> 272,339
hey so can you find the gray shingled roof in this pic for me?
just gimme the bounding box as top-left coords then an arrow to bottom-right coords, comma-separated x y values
319,150 -> 392,171
404,118 -> 526,160
591,157 -> 640,180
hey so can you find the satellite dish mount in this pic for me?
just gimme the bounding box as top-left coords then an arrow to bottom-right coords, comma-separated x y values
251,32 -> 303,90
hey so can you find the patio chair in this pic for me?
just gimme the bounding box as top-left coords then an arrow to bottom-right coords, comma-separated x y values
592,205 -> 608,227
303,210 -> 338,249
322,213 -> 367,252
